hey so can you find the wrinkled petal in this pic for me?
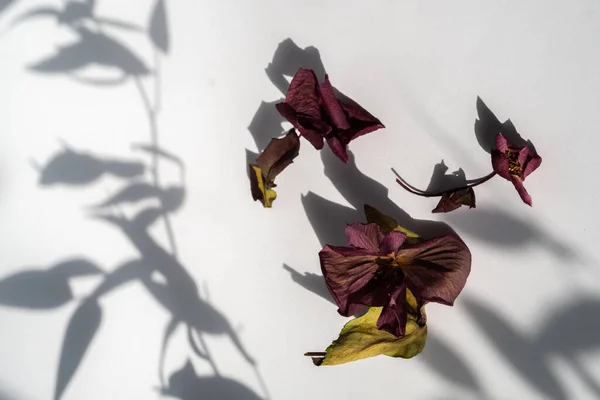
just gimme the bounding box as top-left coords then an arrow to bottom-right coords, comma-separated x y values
345,223 -> 384,253
495,133 -> 508,152
340,99 -> 383,124
432,188 -> 476,213
509,175 -> 532,206
432,193 -> 462,213
275,103 -> 326,149
326,136 -> 349,163
319,245 -> 381,316
255,129 -> 300,181
517,146 -> 530,169
284,68 -> 321,120
318,75 -> 350,130
523,153 -> 542,179
397,235 -> 471,306
491,149 -> 511,180
379,231 -> 407,255
376,282 -> 407,337
343,122 -> 386,143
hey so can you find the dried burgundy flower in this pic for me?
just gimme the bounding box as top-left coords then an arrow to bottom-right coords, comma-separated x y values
249,129 -> 300,207
319,222 -> 471,337
491,133 -> 542,206
276,68 -> 384,163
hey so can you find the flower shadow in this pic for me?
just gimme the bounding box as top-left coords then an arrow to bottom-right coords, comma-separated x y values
247,38 -> 327,154
303,148 -> 456,248
474,96 -> 537,154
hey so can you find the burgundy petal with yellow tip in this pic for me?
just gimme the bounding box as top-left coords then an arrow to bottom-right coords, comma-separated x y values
276,68 -> 384,163
249,129 -> 300,207
319,222 -> 471,337
491,133 -> 542,206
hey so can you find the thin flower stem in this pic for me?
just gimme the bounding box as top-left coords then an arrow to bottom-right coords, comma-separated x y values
392,168 -> 496,197
304,352 -> 326,357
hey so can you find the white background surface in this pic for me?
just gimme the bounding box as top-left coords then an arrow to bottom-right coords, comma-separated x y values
1,1 -> 600,399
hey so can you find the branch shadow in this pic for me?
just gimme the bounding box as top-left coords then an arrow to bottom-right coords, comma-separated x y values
3,2 -> 267,399
461,295 -> 600,400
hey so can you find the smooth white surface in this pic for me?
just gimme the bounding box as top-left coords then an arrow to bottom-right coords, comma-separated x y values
1,1 -> 600,399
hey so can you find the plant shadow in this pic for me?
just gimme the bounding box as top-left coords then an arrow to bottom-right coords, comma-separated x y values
1,2 -> 267,400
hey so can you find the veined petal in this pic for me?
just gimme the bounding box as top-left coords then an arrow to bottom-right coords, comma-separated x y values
326,136 -> 349,163
523,153 -> 542,179
319,75 -> 350,130
275,103 -> 326,149
379,231 -> 407,255
345,223 -> 383,253
398,235 -> 471,306
376,282 -> 407,337
284,68 -> 321,120
319,245 -> 380,316
510,175 -> 533,206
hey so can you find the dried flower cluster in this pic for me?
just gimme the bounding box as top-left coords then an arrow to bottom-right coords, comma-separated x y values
249,66 -> 542,366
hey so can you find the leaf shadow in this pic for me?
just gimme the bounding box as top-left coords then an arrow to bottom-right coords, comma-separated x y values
462,297 -> 568,400
439,207 -> 578,262
0,258 -> 103,309
54,298 -> 102,400
28,26 -> 150,83
0,0 -> 15,17
148,0 -> 169,54
7,2 -> 269,398
36,144 -> 145,187
161,360 -> 262,400
536,297 -> 600,397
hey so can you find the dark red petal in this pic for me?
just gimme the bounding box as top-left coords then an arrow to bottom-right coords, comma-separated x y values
275,103 -> 326,150
339,98 -> 383,125
318,75 -> 350,130
431,194 -> 462,213
509,175 -> 533,206
345,222 -> 384,253
284,68 -> 321,120
517,146 -> 530,168
326,136 -> 349,163
379,231 -> 407,255
297,115 -> 330,149
376,282 -> 407,337
398,235 -> 471,306
523,153 -> 542,179
319,245 -> 381,316
341,122 -> 386,144
491,149 -> 511,180
255,129 -> 300,181
495,133 -> 508,152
